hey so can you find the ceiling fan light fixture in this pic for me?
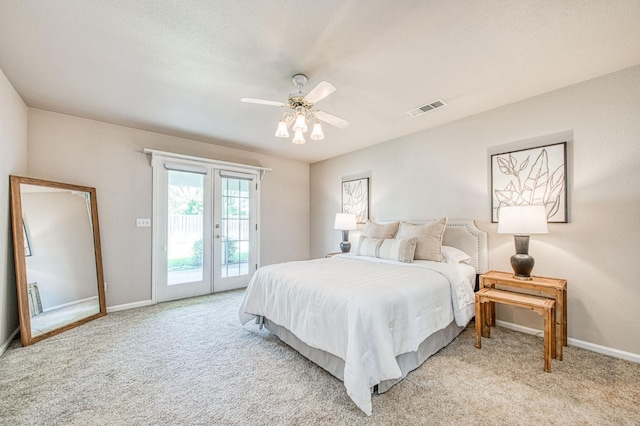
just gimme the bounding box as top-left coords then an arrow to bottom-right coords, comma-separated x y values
275,120 -> 289,138
310,121 -> 324,140
293,111 -> 307,133
292,129 -> 306,144
242,73 -> 349,144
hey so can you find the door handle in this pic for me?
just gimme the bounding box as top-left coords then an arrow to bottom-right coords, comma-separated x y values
215,234 -> 224,239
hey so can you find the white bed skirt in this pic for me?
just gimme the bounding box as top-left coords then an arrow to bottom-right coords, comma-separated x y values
263,318 -> 464,393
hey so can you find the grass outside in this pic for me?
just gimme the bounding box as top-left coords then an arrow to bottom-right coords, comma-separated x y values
168,252 -> 249,272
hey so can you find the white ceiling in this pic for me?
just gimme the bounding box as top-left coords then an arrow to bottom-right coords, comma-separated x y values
1,1 -> 639,164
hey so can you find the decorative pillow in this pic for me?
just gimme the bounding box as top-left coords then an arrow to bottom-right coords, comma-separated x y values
395,218 -> 447,262
442,245 -> 472,264
357,236 -> 383,257
377,237 -> 418,263
356,236 -> 417,263
362,221 -> 400,239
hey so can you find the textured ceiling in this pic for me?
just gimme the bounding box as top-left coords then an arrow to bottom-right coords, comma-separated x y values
1,1 -> 639,163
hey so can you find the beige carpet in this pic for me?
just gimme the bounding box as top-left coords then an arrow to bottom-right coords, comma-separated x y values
1,289 -> 639,425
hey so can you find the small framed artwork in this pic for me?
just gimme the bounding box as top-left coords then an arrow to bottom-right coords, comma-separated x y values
491,142 -> 567,223
342,177 -> 369,223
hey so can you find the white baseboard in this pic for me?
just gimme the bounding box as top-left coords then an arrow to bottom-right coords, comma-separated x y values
44,295 -> 99,313
0,327 -> 20,357
495,320 -> 640,364
567,336 -> 640,364
107,299 -> 154,313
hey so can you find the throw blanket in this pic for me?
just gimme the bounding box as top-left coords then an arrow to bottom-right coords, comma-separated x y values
239,255 -> 475,415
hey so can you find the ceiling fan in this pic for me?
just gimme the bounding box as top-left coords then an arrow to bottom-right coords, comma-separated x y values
241,74 -> 349,144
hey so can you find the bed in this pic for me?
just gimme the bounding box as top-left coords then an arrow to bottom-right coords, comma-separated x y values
239,219 -> 488,415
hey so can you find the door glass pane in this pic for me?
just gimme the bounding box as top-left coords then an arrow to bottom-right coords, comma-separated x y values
167,170 -> 204,285
221,177 -> 250,278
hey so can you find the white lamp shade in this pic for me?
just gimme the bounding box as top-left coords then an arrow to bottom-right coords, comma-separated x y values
292,129 -> 306,144
310,122 -> 324,140
293,112 -> 307,133
498,205 -> 549,234
334,213 -> 357,230
274,120 -> 289,138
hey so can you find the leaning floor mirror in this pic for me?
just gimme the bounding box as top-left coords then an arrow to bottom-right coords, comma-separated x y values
9,176 -> 106,346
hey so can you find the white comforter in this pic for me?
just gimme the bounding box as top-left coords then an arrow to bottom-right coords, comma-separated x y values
239,255 -> 475,415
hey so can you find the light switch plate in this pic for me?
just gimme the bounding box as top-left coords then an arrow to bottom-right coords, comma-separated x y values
136,218 -> 151,227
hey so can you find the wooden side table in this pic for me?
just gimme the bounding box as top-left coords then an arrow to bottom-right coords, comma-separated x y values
475,288 -> 556,372
479,270 -> 567,360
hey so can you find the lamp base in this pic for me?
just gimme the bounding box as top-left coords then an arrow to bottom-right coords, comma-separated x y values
511,272 -> 534,281
339,230 -> 351,253
510,233 -> 535,279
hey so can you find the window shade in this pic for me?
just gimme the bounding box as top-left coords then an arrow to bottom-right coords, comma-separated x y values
163,162 -> 208,175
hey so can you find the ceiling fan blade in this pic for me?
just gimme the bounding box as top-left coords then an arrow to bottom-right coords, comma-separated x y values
316,110 -> 349,129
240,98 -> 285,107
304,81 -> 336,104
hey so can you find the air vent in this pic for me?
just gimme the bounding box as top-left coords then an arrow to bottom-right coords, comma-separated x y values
407,99 -> 447,117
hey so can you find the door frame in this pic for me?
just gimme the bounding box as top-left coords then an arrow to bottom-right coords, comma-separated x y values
146,149 -> 268,304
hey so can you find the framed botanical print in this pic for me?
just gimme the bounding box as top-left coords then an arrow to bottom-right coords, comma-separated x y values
491,142 -> 567,223
342,177 -> 369,223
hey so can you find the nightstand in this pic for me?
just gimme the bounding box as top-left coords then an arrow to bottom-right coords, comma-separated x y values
479,270 -> 567,360
325,251 -> 342,258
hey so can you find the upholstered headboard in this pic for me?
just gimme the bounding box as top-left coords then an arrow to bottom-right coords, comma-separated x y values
442,220 -> 488,274
377,219 -> 488,273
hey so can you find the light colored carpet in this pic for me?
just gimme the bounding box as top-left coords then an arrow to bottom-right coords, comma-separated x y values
1,289 -> 639,425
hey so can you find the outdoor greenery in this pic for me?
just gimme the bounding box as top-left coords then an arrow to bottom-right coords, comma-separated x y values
191,239 -> 203,268
168,257 -> 198,272
168,239 -> 248,272
168,171 -> 203,216
184,199 -> 203,215
224,241 -> 249,264
167,173 -> 250,273
226,241 -> 239,264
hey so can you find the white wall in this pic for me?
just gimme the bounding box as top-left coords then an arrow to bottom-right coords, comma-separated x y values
0,67 -> 28,350
311,66 -> 640,356
27,110 -> 310,307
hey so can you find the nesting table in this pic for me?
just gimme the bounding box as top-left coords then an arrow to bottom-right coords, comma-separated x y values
479,270 -> 567,361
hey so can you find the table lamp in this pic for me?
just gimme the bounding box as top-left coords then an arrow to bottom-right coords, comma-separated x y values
334,213 -> 357,253
498,205 -> 548,280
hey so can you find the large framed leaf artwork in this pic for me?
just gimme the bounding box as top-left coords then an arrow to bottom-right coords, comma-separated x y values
491,142 -> 567,223
342,177 -> 369,223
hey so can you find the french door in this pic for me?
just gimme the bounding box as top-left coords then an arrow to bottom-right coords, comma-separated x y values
213,171 -> 257,291
152,154 -> 260,303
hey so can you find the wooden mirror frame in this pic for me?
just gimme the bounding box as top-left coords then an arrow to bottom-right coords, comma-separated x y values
9,176 -> 106,346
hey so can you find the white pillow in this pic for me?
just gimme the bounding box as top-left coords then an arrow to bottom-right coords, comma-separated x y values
395,218 -> 447,262
442,245 -> 472,264
362,221 -> 400,239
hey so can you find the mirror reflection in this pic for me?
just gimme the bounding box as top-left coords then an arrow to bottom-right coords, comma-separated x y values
10,176 -> 106,346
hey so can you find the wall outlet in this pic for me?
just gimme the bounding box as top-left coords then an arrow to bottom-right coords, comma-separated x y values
104,281 -> 108,292
136,218 -> 151,227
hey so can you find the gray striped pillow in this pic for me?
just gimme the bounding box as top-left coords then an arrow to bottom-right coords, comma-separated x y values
357,236 -> 417,263
378,237 -> 418,263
